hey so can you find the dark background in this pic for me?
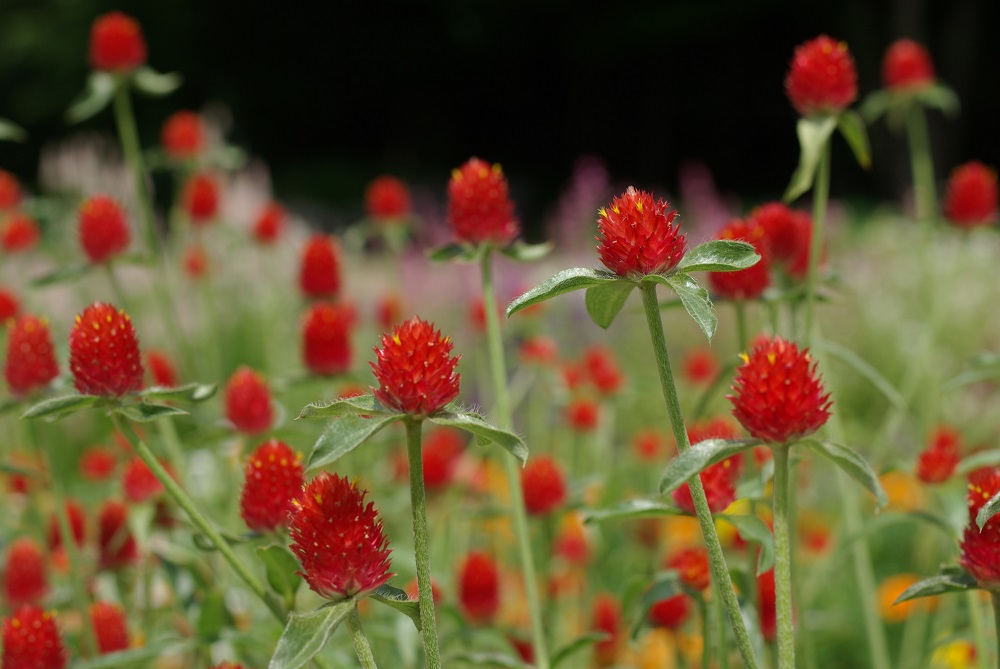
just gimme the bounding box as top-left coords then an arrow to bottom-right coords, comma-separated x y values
0,0 -> 997,233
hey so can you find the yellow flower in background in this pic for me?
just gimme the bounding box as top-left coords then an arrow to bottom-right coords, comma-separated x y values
931,640 -> 977,669
879,470 -> 926,512
634,628 -> 678,669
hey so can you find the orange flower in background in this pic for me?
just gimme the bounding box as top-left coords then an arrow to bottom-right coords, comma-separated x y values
0,212 -> 41,253
785,35 -> 858,116
447,158 -> 519,246
666,547 -> 711,591
596,187 -> 685,278
370,317 -> 460,416
2,605 -> 67,669
161,111 -> 205,160
708,218 -> 770,300
944,161 -> 998,228
89,11 -> 146,73
4,314 -> 59,397
240,440 -> 304,533
298,234 -> 342,299
224,367 -> 274,435
69,303 -> 144,397
365,175 -> 411,220
78,195 -> 130,264
877,573 -> 932,623
882,39 -> 936,92
960,467 -> 1000,586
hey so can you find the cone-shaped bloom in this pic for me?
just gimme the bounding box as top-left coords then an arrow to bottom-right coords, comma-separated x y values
447,158 -> 519,246
729,336 -> 832,444
708,219 -> 770,300
785,35 -> 858,116
79,195 -> 130,264
959,467 -> 1000,586
371,317 -> 460,416
3,538 -> 47,608
182,173 -> 220,225
882,39 -> 935,92
252,202 -> 285,245
2,605 -> 67,669
4,315 -> 59,396
301,301 -> 354,376
90,601 -> 129,654
943,161 -> 998,228
288,472 -> 392,600
69,303 -> 144,397
224,366 -> 274,435
239,440 -> 304,533
161,111 -> 205,160
298,234 -> 342,299
458,551 -> 500,623
521,455 -> 567,516
596,187 -> 685,278
365,175 -> 411,220
89,12 -> 146,73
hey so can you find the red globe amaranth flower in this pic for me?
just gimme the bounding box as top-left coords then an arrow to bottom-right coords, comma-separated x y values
182,173 -> 220,224
632,429 -> 668,462
2,605 -> 67,669
458,551 -> 500,623
365,175 -> 411,220
371,317 -> 461,416
916,425 -> 961,484
749,202 -> 812,270
79,195 -> 130,264
80,447 -> 117,482
943,161 -> 998,228
447,158 -> 519,246
785,35 -> 858,116
121,457 -> 164,503
4,315 -> 59,396
240,440 -> 304,533
69,303 -> 144,397
882,39 -> 935,92
98,500 -> 139,569
1,213 -> 41,253
298,234 -> 342,299
648,592 -> 691,629
421,427 -> 465,491
3,538 -> 47,608
182,244 -> 209,279
519,336 -> 558,367
584,345 -> 624,395
0,170 -> 21,211
553,514 -> 590,565
289,472 -> 392,600
224,367 -> 274,435
0,286 -> 19,321
960,467 -> 1000,585
375,293 -> 402,332
682,347 -> 719,385
565,397 -> 599,432
161,111 -> 205,160
301,301 -> 354,376
90,602 -> 129,654
596,187 -> 686,278
666,547 -> 711,591
89,12 -> 145,72
758,568 -> 777,641
708,219 -> 770,300
145,350 -> 178,387
729,336 -> 832,444
252,201 -> 285,245
591,593 -> 623,667
521,455 -> 568,516
47,500 -> 87,552
672,453 -> 742,514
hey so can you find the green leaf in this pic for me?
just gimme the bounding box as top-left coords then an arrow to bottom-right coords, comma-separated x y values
269,600 -> 355,669
584,281 -> 635,329
583,498 -> 683,524
257,546 -> 303,606
69,639 -> 196,668
657,438 -> 760,495
297,394 -> 396,420
429,408 -> 527,463
917,83 -> 960,116
506,268 -> 620,318
676,239 -> 760,273
784,115 -> 838,202
442,652 -> 532,669
31,262 -> 92,287
192,531 -> 257,552
500,241 -> 553,262
196,591 -> 232,641
816,338 -> 905,410
66,71 -> 117,123
113,403 -> 189,423
21,394 -> 103,420
428,242 -> 478,263
959,448 -> 1000,476
132,67 -> 182,97
307,414 -> 403,471
718,514 -> 775,574
0,118 -> 26,143
976,490 -> 1000,530
139,382 -> 217,404
860,90 -> 891,123
551,631 -> 611,669
837,110 -> 871,170
662,273 -> 717,341
893,569 -> 977,605
801,439 -> 887,508
370,584 -> 422,631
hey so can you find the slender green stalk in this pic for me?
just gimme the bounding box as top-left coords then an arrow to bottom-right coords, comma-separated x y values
112,82 -> 158,254
991,592 -> 1000,669
734,300 -> 749,352
804,142 -> 831,347
771,445 -> 795,669
906,104 -> 937,228
480,249 -> 550,669
104,263 -> 129,308
638,282 -> 759,669
347,607 -> 379,669
404,419 -> 442,669
969,590 -> 989,669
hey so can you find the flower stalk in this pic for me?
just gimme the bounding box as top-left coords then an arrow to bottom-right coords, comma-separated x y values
804,140 -> 830,347
347,606 -> 379,669
771,444 -> 795,668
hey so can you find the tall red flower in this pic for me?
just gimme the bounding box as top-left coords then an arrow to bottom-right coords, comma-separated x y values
729,336 -> 831,444
648,592 -> 691,629
301,301 -> 354,376
298,234 -> 342,299
90,601 -> 129,654
240,440 -> 305,533
79,195 -> 130,264
785,35 -> 858,116
708,218 -> 770,300
3,538 -> 47,608
371,317 -> 461,416
447,157 -> 519,246
596,187 -> 686,278
882,39 -> 935,92
758,568 -> 777,641
224,366 -> 274,435
2,605 -> 67,669
182,173 -> 220,225
4,314 -> 59,396
960,467 -> 1000,586
98,500 -> 139,569
0,170 -> 21,211
161,111 -> 205,160
252,201 -> 286,245
69,303 -> 144,397
1,213 -> 41,253
666,546 -> 711,591
458,551 -> 500,623
916,425 -> 961,484
289,472 -> 392,600
521,455 -> 567,516
943,161 -> 998,228
365,175 -> 411,221
89,12 -> 146,73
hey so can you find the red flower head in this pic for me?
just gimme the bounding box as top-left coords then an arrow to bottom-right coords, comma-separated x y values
518,336 -> 558,367
4,314 -> 59,397
3,538 -> 47,608
944,161 -> 998,228
145,350 -> 178,387
161,111 -> 205,160
240,440 -> 304,533
591,593 -> 623,667
960,467 -> 1000,586
521,455 -> 568,516
182,244 -> 209,279
565,397 -> 599,432
1,213 -> 41,253
632,428 -> 668,462
0,170 -> 22,211
182,173 -> 220,225
596,187 -> 686,278
882,39 -> 936,92
80,447 -> 117,482
365,175 -> 411,221
253,202 -> 286,245
758,568 -> 777,641
749,202 -> 813,269
97,500 -> 138,570
121,457 -> 164,503
298,234 -> 342,299
916,425 -> 961,485
89,11 -> 146,73
458,550 -> 500,623
729,336 -> 832,444
648,592 -> 691,629
289,472 -> 392,600
666,546 -> 711,591
224,366 -> 274,435
708,218 -> 770,300
375,293 -> 402,332
301,301 -> 354,376
371,317 -> 461,416
79,195 -> 130,264
584,345 -> 624,395
0,286 -> 19,321
47,500 -> 87,552
421,427 -> 465,491
2,605 -> 67,669
672,453 -> 742,514
69,303 -> 144,397
447,157 -> 520,246
681,347 -> 719,385
90,601 -> 129,654
785,35 -> 858,116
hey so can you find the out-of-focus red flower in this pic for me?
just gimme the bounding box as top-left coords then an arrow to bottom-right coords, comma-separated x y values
98,500 -> 139,570
749,202 -> 805,265
916,425 -> 961,484
252,201 -> 285,245
182,244 -> 209,279
943,161 -> 998,228
2,605 -> 67,669
458,551 -> 500,623
161,111 -> 205,160
591,593 -> 623,667
521,455 -> 567,516
145,350 -> 178,387
240,440 -> 304,533
1,213 -> 41,253
69,303 -> 144,397
882,39 -> 935,92
421,427 -> 465,491
224,366 -> 274,435
708,219 -> 770,300
960,467 -> 1000,586
785,35 -> 858,116
47,500 -> 86,553
80,447 -> 117,482
182,173 -> 220,225
648,592 -> 691,629
672,453 -> 742,514
584,345 -> 623,395
121,457 -> 165,503
4,314 -> 59,397
301,301 -> 354,376
632,428 -> 669,462
3,538 -> 47,608
298,234 -> 342,299
365,175 -> 411,221
447,158 -> 519,246
758,568 -> 777,641
681,347 -> 719,386
0,286 -> 19,321
89,11 -> 146,73
405,577 -> 443,604
79,195 -> 130,264
90,601 -> 129,654
375,293 -> 402,333
666,546 -> 711,591
0,170 -> 21,211
565,397 -> 599,432
371,317 -> 460,416
596,187 -> 685,278
518,336 -> 558,367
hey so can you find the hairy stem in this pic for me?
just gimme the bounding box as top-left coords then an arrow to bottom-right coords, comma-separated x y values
804,141 -> 831,347
348,606 -> 379,669
771,444 -> 795,669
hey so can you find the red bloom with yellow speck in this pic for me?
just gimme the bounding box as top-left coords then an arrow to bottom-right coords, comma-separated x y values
79,195 -> 131,264
785,35 -> 858,116
708,219 -> 770,300
288,472 -> 392,600
89,11 -> 146,73
224,366 -> 274,435
371,317 -> 460,416
521,455 -> 568,516
882,39 -> 935,92
182,173 -> 220,224
90,601 -> 129,654
298,234 -> 342,299
161,110 -> 205,160
365,175 -> 411,221
729,336 -> 831,444
301,301 -> 354,376
1,213 -> 41,253
69,303 -> 144,397
943,161 -> 998,228
959,467 -> 1000,586
240,440 -> 304,533
2,605 -> 67,669
596,187 -> 685,279
4,314 -> 59,396
3,538 -> 47,608
447,157 -> 519,246
458,550 -> 500,623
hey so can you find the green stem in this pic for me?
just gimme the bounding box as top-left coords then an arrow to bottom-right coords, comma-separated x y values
969,590 -> 989,669
112,81 -> 158,255
480,248 -> 551,669
804,141 -> 831,348
906,103 -> 937,228
347,607 -> 379,669
771,445 -> 795,669
104,263 -> 129,308
638,282 -> 759,669
734,300 -> 749,352
991,593 -> 1000,669
404,419 -> 442,669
